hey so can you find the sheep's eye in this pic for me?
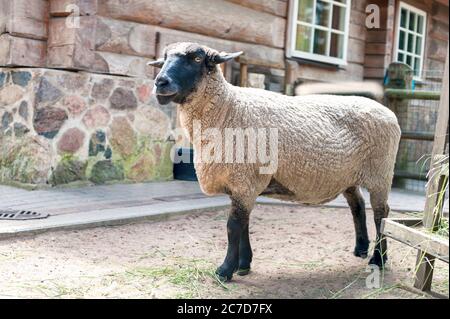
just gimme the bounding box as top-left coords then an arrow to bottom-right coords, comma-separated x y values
194,56 -> 202,63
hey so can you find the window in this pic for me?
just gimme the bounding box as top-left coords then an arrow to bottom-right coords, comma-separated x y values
394,2 -> 427,78
287,0 -> 351,65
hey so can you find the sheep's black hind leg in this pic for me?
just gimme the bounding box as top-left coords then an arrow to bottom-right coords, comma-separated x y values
368,191 -> 390,268
343,187 -> 369,258
216,198 -> 250,281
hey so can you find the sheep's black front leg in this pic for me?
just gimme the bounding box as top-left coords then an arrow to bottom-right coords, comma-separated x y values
216,216 -> 244,281
237,223 -> 252,276
216,198 -> 250,281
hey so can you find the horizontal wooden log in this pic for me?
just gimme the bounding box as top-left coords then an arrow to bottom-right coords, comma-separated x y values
347,38 -> 365,64
47,16 -> 96,69
401,131 -> 435,141
427,38 -> 448,62
382,218 -> 449,263
351,0 -> 367,12
98,0 -> 285,48
384,89 -> 441,100
1,0 -> 49,40
0,0 -> 10,34
95,17 -> 156,58
365,43 -> 387,55
155,26 -> 285,69
289,62 -> 364,83
50,0 -> 98,17
349,23 -> 367,41
366,30 -> 388,43
363,67 -> 386,79
93,51 -> 154,78
0,34 -> 47,67
364,54 -> 387,67
225,0 -> 287,17
429,19 -> 449,42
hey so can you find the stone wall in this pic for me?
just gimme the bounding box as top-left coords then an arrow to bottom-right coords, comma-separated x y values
0,68 -> 176,187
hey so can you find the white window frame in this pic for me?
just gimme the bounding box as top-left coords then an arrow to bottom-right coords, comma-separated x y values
393,2 -> 427,80
286,0 -> 351,65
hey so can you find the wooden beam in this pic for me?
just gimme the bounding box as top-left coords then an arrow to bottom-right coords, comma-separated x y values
381,219 -> 449,263
225,0 -> 287,17
47,16 -> 97,70
98,0 -> 286,49
414,46 -> 449,291
0,34 -> 47,67
1,0 -> 49,40
156,26 -> 285,69
423,46 -> 449,229
384,89 -> 441,100
49,0 -> 98,17
401,131 -> 435,141
236,55 -> 285,70
95,17 -> 156,58
240,63 -> 248,87
93,51 -> 154,78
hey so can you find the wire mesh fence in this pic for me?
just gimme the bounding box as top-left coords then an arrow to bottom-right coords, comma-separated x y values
393,69 -> 448,193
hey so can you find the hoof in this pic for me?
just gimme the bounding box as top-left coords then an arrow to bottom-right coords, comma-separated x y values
236,268 -> 251,276
216,274 -> 232,282
368,254 -> 388,268
354,249 -> 368,259
215,267 -> 233,282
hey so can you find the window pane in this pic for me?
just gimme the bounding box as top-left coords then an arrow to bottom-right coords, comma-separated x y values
400,9 -> 407,28
414,57 -> 421,76
331,5 -> 346,31
313,29 -> 328,55
408,12 -> 416,31
298,0 -> 314,24
407,33 -> 414,52
330,33 -> 344,58
406,54 -> 412,67
315,0 -> 331,27
399,30 -> 406,50
296,24 -> 312,52
397,52 -> 404,62
415,36 -> 422,55
417,15 -> 424,34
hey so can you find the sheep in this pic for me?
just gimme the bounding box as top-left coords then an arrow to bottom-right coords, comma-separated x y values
148,42 -> 401,281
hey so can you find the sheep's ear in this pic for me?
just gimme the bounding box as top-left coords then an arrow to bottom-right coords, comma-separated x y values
212,51 -> 243,64
147,58 -> 165,68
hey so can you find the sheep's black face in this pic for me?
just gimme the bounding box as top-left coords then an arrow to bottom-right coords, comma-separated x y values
149,42 -> 243,105
153,46 -> 207,105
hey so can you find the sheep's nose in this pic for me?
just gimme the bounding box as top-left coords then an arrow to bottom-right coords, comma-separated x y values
155,76 -> 170,88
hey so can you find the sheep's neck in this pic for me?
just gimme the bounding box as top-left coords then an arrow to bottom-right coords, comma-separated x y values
179,69 -> 233,142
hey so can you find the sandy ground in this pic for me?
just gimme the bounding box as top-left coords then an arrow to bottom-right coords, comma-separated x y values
0,204 -> 448,299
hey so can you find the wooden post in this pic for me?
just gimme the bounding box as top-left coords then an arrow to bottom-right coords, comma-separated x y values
414,45 -> 449,291
384,62 -> 414,186
284,60 -> 296,96
240,63 -> 248,87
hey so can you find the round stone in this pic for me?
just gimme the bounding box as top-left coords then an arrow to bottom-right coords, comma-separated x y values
134,106 -> 171,140
109,116 -> 136,157
91,78 -> 114,100
82,105 -> 111,128
110,88 -> 138,110
33,107 -> 68,139
137,84 -> 152,103
63,95 -> 86,116
57,128 -> 85,154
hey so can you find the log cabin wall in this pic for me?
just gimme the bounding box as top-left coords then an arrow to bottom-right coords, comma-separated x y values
364,0 -> 449,83
1,0 -> 448,85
